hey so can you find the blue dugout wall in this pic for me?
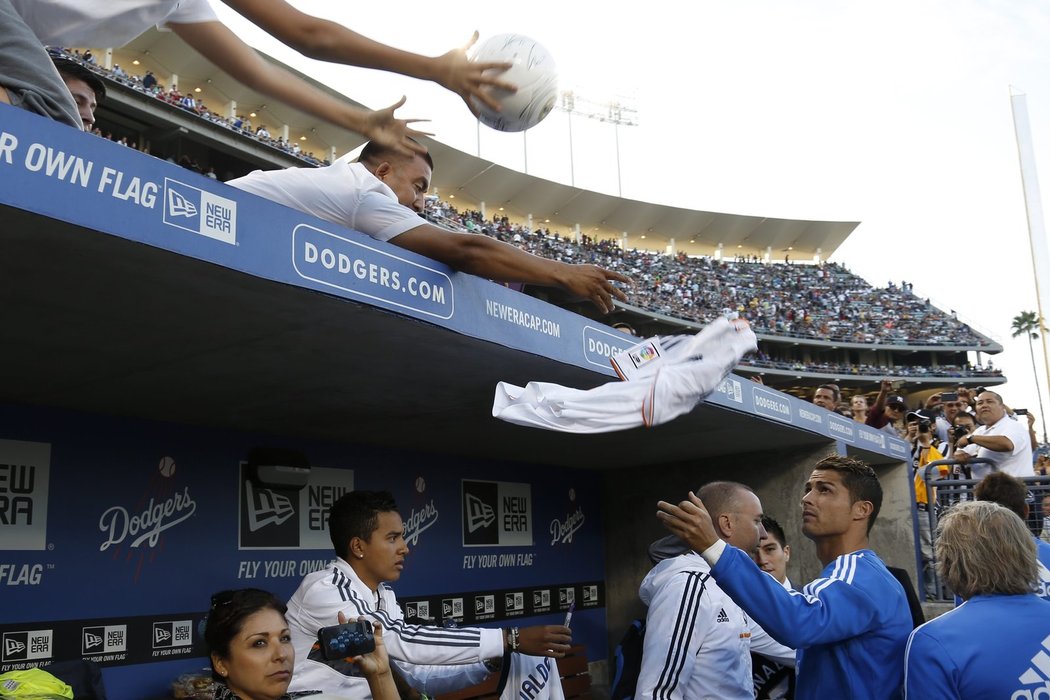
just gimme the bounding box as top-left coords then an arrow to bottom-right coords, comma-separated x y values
0,402 -> 605,698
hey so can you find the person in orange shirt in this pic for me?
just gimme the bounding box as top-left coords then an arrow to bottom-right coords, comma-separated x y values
907,411 -> 949,600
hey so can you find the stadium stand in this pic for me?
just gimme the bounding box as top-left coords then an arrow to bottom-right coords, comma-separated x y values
49,47 -> 331,168
427,201 -> 995,348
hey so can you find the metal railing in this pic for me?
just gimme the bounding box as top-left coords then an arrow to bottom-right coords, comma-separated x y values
918,459 -> 1048,602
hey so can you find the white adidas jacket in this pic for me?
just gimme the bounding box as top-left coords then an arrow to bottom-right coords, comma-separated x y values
286,557 -> 498,697
637,552 -> 794,700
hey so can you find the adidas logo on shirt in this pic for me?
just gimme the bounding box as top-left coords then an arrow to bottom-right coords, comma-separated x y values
716,608 -> 730,623
1014,632 -> 1050,699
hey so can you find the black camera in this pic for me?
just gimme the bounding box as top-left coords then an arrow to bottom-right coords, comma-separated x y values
918,419 -> 931,434
317,620 -> 375,660
950,425 -> 969,440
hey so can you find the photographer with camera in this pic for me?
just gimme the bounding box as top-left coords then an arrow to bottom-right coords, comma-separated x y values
922,392 -> 963,444
907,410 -> 950,599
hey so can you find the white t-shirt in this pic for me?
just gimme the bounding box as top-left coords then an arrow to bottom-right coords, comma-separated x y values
963,414 -> 1034,479
11,0 -> 218,48
228,159 -> 426,243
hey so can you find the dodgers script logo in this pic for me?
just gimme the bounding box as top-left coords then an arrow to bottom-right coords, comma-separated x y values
403,499 -> 439,547
163,178 -> 237,245
98,487 -> 197,551
549,507 -> 585,546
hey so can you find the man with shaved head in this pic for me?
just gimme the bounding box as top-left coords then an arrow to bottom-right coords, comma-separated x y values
637,481 -> 793,699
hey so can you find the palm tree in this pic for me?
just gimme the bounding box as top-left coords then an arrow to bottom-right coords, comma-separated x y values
1011,310 -> 1048,443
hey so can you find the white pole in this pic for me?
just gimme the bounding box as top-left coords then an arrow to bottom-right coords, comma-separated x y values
1010,90 -> 1050,442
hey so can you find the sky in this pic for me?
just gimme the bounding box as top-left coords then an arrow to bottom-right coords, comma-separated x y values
212,0 -> 1050,437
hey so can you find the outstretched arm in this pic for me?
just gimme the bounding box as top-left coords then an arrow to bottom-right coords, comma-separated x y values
871,379 -> 892,413
656,493 -> 883,648
170,20 -> 429,156
220,0 -> 514,113
394,224 -> 631,313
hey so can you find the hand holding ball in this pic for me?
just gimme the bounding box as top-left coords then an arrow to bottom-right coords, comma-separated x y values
470,34 -> 558,132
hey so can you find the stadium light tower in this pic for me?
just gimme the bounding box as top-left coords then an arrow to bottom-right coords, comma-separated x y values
556,88 -> 639,197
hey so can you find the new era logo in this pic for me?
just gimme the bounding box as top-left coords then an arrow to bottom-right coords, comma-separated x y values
83,631 -> 103,650
82,625 -> 126,655
245,480 -> 295,531
153,621 -> 192,649
2,630 -> 52,661
166,189 -> 197,218
162,178 -> 237,245
441,598 -> 463,618
464,493 -> 495,533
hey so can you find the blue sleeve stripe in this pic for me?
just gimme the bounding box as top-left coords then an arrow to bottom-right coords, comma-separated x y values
653,571 -> 708,699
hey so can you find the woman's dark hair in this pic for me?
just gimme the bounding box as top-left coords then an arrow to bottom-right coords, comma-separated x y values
204,588 -> 287,679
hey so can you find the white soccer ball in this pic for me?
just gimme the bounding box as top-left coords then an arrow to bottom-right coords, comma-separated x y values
471,34 -> 558,132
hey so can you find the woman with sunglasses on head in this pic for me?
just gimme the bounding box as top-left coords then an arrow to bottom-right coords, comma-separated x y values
205,588 -> 397,700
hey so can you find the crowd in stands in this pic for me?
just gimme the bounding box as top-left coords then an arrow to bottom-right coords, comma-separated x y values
54,48 -> 330,167
426,200 -> 998,350
741,356 -> 999,378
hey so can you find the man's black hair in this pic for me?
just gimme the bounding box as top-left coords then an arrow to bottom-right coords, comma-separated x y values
816,383 -> 841,403
813,454 -> 883,533
974,472 -> 1027,520
359,140 -> 433,171
761,515 -> 787,548
328,490 -> 399,558
50,56 -> 105,102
